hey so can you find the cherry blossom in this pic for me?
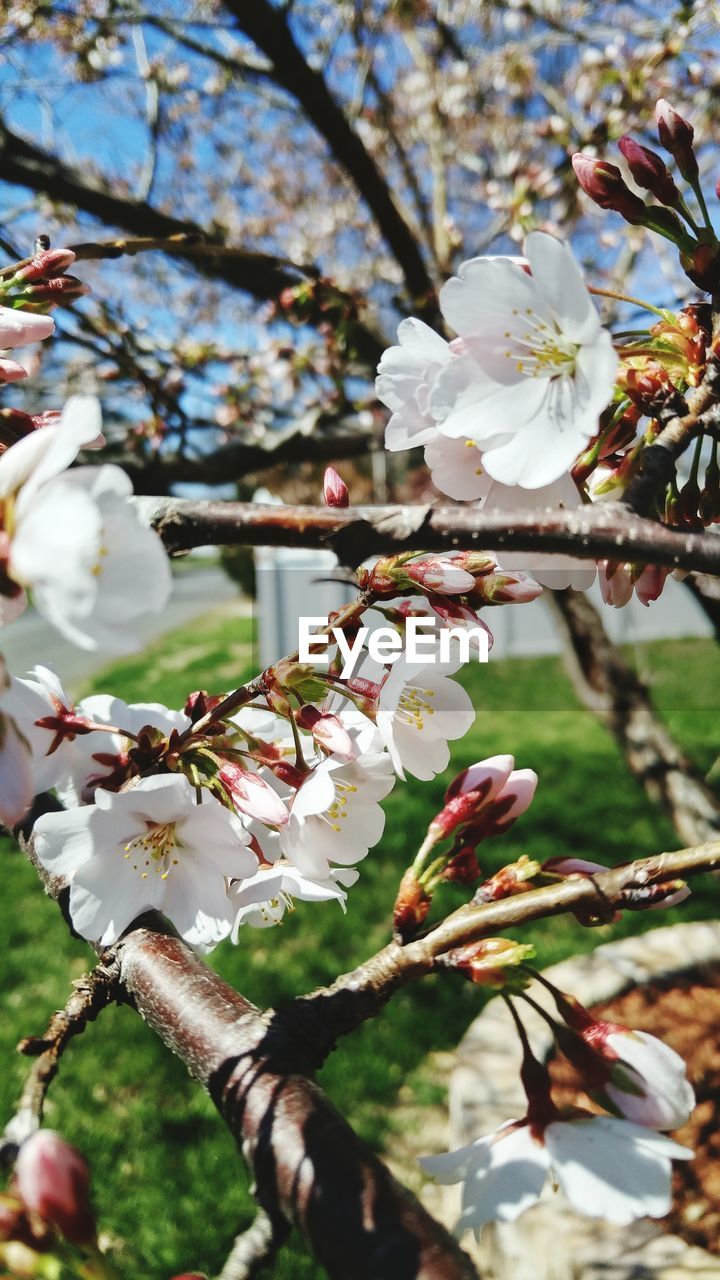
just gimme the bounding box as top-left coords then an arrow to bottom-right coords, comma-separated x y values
279,751 -> 395,879
0,665 -> 84,793
15,463 -> 172,651
476,474 -> 596,590
55,694 -> 190,806
33,774 -> 255,949
230,861 -> 359,931
433,233 -> 617,488
375,318 -> 453,451
375,649 -> 475,781
0,396 -> 171,650
421,1113 -> 692,1232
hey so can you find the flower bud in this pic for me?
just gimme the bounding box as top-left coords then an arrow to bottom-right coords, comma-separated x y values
322,466 -> 349,508
440,937 -> 534,987
219,762 -> 288,826
14,1131 -> 95,1246
13,249 -> 76,282
404,557 -> 475,595
393,867 -> 431,943
634,564 -> 669,606
572,154 -> 648,222
474,854 -> 540,903
598,560 -> 634,608
471,570 -> 543,605
0,306 -> 54,350
656,99 -> 699,183
18,275 -> 90,304
441,846 -> 481,885
551,993 -> 695,1130
295,705 -> 354,759
618,136 -> 681,206
463,769 -> 538,843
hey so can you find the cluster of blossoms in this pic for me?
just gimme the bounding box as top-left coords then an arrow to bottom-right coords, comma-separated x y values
4,590 -> 490,947
376,99 -> 720,606
0,247 -> 172,827
421,981 -> 695,1232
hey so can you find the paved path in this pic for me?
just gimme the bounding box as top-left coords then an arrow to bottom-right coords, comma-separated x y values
0,567 -> 240,692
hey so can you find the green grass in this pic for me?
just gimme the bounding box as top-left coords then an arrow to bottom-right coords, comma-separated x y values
1,613 -> 719,1278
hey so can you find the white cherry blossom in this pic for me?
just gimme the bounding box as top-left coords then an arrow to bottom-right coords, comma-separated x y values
229,862 -> 359,931
33,773 -> 255,949
433,233 -> 617,488
0,665 -> 80,793
595,1028 -> 695,1130
375,649 -> 475,781
56,694 -> 190,806
421,1113 -> 692,1233
375,318 -> 453,451
13,464 -> 171,651
424,434 -> 494,501
279,752 -> 395,880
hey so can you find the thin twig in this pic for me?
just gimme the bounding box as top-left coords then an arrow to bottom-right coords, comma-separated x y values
1,959 -> 121,1159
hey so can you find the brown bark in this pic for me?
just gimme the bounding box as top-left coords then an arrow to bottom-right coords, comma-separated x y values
139,495 -> 720,576
548,589 -> 720,845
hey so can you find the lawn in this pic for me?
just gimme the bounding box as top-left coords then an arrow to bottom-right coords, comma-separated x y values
1,606 -> 719,1278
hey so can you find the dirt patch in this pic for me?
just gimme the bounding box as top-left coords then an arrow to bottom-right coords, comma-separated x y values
547,966 -> 720,1256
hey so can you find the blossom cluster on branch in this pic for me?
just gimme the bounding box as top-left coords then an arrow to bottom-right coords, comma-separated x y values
0,94 -> 718,1280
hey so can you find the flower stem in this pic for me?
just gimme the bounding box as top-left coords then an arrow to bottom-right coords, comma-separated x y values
588,286 -> 668,320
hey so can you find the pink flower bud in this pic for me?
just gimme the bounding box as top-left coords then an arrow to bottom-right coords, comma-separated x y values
219,763 -> 289,826
598,560 -> 634,608
479,572 -> 543,604
322,466 -> 349,508
634,564 -> 669,606
15,1131 -> 95,1246
618,136 -> 681,206
14,249 -> 76,282
404,557 -> 476,594
656,99 -> 699,183
446,754 -> 515,802
0,357 -> 29,382
20,276 -> 90,302
464,769 -> 538,842
0,306 -> 54,350
572,154 -> 648,223
296,705 -> 354,758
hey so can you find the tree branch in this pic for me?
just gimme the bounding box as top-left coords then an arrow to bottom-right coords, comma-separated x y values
223,0 -> 439,316
547,588 -> 720,845
1,959 -> 121,1157
139,497 -> 720,575
0,120 -> 385,367
216,1210 -> 289,1280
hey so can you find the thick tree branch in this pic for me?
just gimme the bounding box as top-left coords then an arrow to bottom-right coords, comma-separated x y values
224,1 -> 439,316
547,588 -> 720,845
139,497 -> 720,575
0,121 -> 386,367
113,425 -> 378,495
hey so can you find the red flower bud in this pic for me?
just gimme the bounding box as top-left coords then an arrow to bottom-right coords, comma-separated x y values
572,154 -> 648,223
656,99 -> 699,183
14,249 -> 76,282
15,1131 -> 95,1246
322,466 -> 349,507
618,136 -> 681,207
